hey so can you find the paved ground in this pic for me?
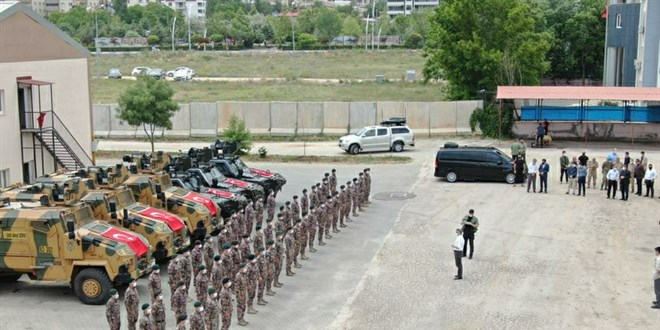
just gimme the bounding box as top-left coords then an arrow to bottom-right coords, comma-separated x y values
1,138 -> 659,329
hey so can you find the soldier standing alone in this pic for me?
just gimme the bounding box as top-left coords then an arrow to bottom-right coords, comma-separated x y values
106,288 -> 121,330
125,279 -> 140,330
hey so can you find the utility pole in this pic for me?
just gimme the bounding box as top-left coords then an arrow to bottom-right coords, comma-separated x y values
371,0 -> 376,50
171,16 -> 177,51
365,14 -> 369,50
186,5 -> 191,51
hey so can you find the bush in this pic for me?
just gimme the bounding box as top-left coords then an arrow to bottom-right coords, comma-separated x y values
469,103 -> 515,138
404,32 -> 423,49
223,115 -> 252,155
147,35 -> 160,45
297,33 -> 317,49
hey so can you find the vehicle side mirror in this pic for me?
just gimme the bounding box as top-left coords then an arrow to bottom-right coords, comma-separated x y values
123,209 -> 129,220
167,199 -> 176,209
155,184 -> 162,194
109,200 -> 117,213
66,219 -> 75,235
157,192 -> 166,203
212,178 -> 218,187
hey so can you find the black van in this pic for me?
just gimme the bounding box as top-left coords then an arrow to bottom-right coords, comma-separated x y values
434,143 -> 516,184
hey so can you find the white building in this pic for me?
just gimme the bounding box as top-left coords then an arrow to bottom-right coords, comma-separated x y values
160,0 -> 205,22
0,1 -> 94,187
19,0 -> 90,15
387,0 -> 438,17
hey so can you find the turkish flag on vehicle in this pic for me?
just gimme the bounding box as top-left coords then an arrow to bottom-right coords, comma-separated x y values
225,178 -> 249,188
182,192 -> 218,216
138,207 -> 186,232
250,168 -> 273,177
207,188 -> 233,198
101,227 -> 149,257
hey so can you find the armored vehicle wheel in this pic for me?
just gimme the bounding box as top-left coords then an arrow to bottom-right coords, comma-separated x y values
74,268 -> 112,305
446,171 -> 458,183
392,141 -> 404,152
0,274 -> 22,282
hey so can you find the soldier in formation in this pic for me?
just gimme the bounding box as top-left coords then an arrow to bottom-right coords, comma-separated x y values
190,301 -> 206,330
175,314 -> 187,330
125,279 -> 140,330
204,235 -> 215,272
194,265 -> 209,303
205,288 -> 220,330
220,278 -> 233,330
139,303 -> 153,330
106,288 -> 121,330
266,191 -> 276,221
254,197 -> 264,228
172,281 -> 188,322
246,254 -> 259,314
151,290 -> 166,330
148,264 -> 161,303
234,263 -> 249,326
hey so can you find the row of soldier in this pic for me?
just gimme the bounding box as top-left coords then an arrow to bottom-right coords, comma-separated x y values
107,168 -> 372,330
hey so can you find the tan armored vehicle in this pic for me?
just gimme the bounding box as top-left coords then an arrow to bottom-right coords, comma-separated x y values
0,199 -> 152,304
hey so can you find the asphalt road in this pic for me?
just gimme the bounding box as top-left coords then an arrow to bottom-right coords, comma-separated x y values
1,140 -> 659,329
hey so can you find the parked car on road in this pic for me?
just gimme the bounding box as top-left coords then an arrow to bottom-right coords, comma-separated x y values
338,118 -> 415,155
107,68 -> 122,79
147,68 -> 166,80
173,68 -> 195,81
167,67 -> 193,77
434,143 -> 516,184
131,67 -> 150,76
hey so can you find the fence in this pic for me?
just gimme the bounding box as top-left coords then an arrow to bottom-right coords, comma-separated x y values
93,101 -> 483,138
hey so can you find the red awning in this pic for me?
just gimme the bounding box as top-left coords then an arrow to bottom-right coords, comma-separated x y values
496,86 -> 660,102
16,77 -> 53,86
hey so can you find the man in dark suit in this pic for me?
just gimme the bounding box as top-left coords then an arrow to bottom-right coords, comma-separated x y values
538,159 -> 550,193
620,165 -> 631,201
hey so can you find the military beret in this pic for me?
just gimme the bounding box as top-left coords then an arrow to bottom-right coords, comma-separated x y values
258,246 -> 265,252
325,172 -> 329,176
198,265 -> 206,270
359,172 -> 364,176
322,178 -> 328,181
285,201 -> 290,205
255,225 -> 262,230
109,288 -> 117,295
154,290 -> 161,297
214,255 -> 221,261
353,178 -> 358,181
279,206 -> 284,210
319,201 -> 325,205
316,183 -> 321,187
222,278 -> 230,284
311,185 -> 316,189
340,185 -> 345,189
194,301 -> 202,308
177,314 -> 188,322
231,240 -> 239,245
302,189 -> 307,193
141,303 -> 150,311
266,218 -> 272,223
266,239 -> 275,245
293,195 -> 298,199
346,181 -> 351,184
152,264 -> 159,270
205,235 -> 212,240
242,234 -> 249,239
286,227 -> 292,231
309,205 -> 315,210
208,288 -> 216,294
332,169 -> 336,172
177,280 -> 185,286
296,219 -> 301,223
239,262 -> 247,268
222,243 -> 231,250
247,254 -> 255,260
275,231 -> 283,236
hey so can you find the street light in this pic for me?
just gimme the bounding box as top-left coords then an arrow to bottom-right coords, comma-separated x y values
185,4 -> 192,51
291,2 -> 296,52
171,16 -> 177,51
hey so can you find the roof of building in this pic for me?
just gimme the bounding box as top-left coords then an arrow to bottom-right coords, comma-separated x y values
496,86 -> 660,102
0,1 -> 90,57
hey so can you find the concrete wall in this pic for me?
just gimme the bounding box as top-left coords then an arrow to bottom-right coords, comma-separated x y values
513,121 -> 660,142
92,101 -> 482,138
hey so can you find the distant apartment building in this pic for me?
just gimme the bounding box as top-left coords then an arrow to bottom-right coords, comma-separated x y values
603,0 -> 659,87
160,0 -> 205,21
387,0 -> 438,17
19,0 -> 90,15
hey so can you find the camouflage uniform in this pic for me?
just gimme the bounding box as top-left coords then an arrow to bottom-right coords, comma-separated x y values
283,203 -> 292,228
365,169 -> 372,203
191,244 -> 203,277
231,243 -> 242,271
246,259 -> 258,312
220,286 -> 233,330
148,269 -> 161,303
317,203 -> 326,245
125,285 -> 140,330
204,238 -> 215,272
106,295 -> 121,330
299,215 -> 309,257
234,270 -> 248,323
351,179 -> 360,216
264,221 -> 274,242
205,293 -> 220,330
139,312 -> 153,330
284,231 -> 295,275
601,160 -> 613,190
310,187 -> 319,209
324,197 -> 333,238
256,251 -> 270,299
172,285 -> 187,321
254,198 -> 264,228
266,193 -> 276,221
167,257 -> 180,296
194,270 -> 209,303
329,170 -> 337,193
346,182 -> 354,220
190,309 -> 206,330
273,237 -> 284,285
301,191 -> 309,217
211,258 -> 224,291
181,253 -> 193,293
252,228 -> 265,252
292,223 -> 302,267
240,238 -> 251,263
307,209 -> 317,251
331,194 -> 340,233
338,187 -> 347,227
315,184 -> 323,207
235,212 -> 245,237
291,198 -> 300,221
264,243 -> 276,291
151,298 -> 166,330
244,203 -> 255,235
221,249 -> 233,282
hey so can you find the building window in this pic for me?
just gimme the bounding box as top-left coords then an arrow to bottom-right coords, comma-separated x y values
615,14 -> 622,28
0,89 -> 4,114
0,169 -> 9,188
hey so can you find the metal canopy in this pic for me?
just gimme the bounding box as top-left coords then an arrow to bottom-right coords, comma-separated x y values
496,86 -> 660,102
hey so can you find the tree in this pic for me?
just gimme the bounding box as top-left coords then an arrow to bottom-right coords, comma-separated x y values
116,76 -> 179,153
342,16 -> 362,37
423,0 -> 552,100
147,35 -> 160,45
314,8 -> 342,43
223,115 -> 252,155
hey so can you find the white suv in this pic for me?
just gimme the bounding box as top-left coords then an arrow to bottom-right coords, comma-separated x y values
338,118 -> 415,155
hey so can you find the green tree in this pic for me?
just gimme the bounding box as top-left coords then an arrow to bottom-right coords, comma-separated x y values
314,8 -> 342,43
223,115 -> 252,155
342,16 -> 362,37
113,0 -> 128,21
147,35 -> 160,45
116,76 -> 179,153
423,0 -> 552,100
297,33 -> 317,48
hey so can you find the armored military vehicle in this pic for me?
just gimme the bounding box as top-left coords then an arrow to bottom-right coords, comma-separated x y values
170,172 -> 248,218
0,200 -> 152,304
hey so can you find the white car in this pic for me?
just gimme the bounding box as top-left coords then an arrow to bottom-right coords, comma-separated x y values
338,118 -> 415,155
167,67 -> 193,77
173,68 -> 195,81
131,67 -> 150,76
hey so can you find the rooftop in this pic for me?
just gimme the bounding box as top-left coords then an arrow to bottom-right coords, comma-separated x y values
496,86 -> 660,102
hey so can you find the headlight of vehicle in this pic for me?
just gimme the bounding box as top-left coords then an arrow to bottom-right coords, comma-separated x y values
152,222 -> 169,233
116,246 -> 133,256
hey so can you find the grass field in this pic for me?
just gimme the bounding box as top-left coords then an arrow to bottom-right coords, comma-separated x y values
92,49 -> 426,80
91,79 -> 445,103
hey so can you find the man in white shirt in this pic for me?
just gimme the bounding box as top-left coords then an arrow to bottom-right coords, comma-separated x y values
452,228 -> 465,280
606,167 -> 620,199
644,164 -> 656,198
527,159 -> 538,193
652,247 -> 660,309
